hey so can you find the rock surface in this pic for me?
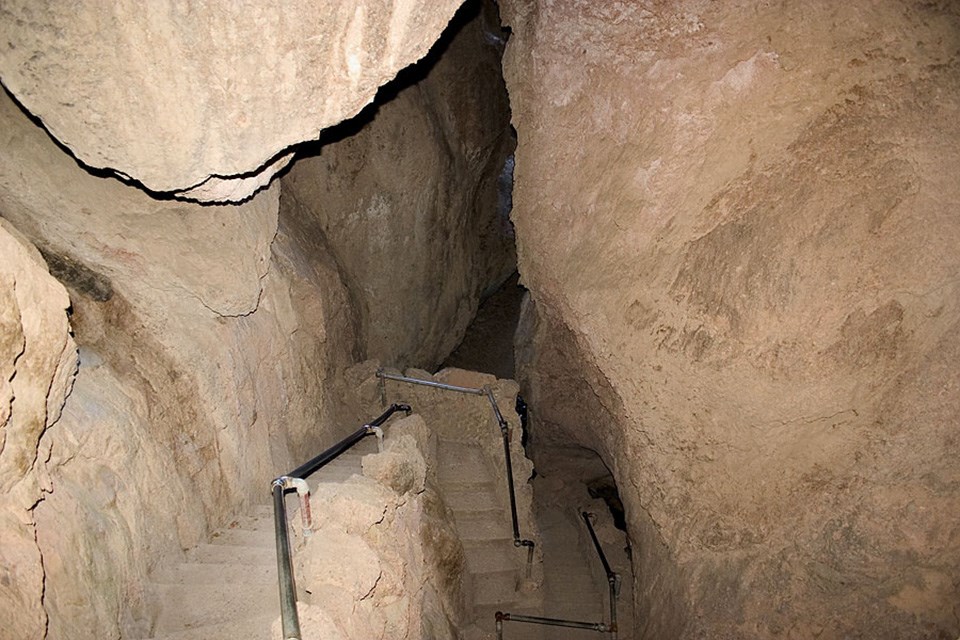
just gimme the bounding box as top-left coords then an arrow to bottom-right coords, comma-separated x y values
295,413 -> 467,639
280,0 -> 516,370
0,86 -> 357,636
0,220 -> 77,639
502,0 -> 960,637
0,0 -> 462,201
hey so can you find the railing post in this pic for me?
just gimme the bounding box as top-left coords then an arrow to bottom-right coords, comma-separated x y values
273,480 -> 301,640
270,404 -> 410,640
377,367 -> 386,407
608,574 -> 619,640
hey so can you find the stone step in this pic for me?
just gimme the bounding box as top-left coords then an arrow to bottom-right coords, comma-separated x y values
438,450 -> 494,483
150,582 -> 277,634
453,511 -> 513,542
471,569 -> 521,606
446,483 -> 501,512
150,561 -> 276,586
219,513 -> 275,533
149,614 -> 275,640
186,543 -> 275,566
207,527 -> 274,548
464,540 -> 522,574
250,504 -> 275,519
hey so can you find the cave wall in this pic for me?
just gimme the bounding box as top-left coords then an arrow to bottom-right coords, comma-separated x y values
280,0 -> 516,370
0,87 -> 361,636
0,220 -> 77,639
503,1 -> 960,637
0,1 -> 522,634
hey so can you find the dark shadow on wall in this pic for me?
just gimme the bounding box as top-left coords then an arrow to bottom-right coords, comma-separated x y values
287,0 -> 502,166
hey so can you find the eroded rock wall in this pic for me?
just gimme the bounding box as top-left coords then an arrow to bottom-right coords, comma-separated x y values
0,0 -> 463,201
290,414 -> 467,639
503,1 -> 960,637
280,0 -> 516,370
0,87 -> 359,636
0,220 -> 77,639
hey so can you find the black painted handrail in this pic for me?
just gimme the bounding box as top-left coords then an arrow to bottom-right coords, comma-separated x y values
496,511 -> 620,639
582,511 -> 614,580
272,403 -> 411,640
583,511 -> 620,637
288,403 -> 409,479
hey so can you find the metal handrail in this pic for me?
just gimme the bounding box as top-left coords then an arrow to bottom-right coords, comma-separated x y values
496,511 -> 620,639
376,369 -> 536,567
583,511 -> 620,638
271,403 -> 411,640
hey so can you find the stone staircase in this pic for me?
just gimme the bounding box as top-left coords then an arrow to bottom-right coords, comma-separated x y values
140,374 -> 631,640
143,506 -> 278,639
141,439 -> 377,639
438,438 -> 536,628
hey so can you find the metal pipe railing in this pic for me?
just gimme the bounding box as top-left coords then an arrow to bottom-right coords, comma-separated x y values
496,612 -> 610,634
583,511 -> 620,639
376,369 -> 536,566
271,403 -> 411,640
378,370 -> 485,397
496,511 -> 620,639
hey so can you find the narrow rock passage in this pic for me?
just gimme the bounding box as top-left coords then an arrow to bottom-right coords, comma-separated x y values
446,281 -> 634,639
442,272 -> 525,379
529,453 -> 635,640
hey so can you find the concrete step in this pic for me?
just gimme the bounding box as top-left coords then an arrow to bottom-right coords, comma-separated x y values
464,540 -> 522,574
250,504 -> 275,519
453,511 -> 512,542
150,614 -> 275,640
207,527 -> 274,548
150,582 -> 277,634
186,543 -> 275,566
437,445 -> 493,483
150,561 -> 276,586
446,483 -> 501,512
219,513 -> 275,533
472,569 -> 520,606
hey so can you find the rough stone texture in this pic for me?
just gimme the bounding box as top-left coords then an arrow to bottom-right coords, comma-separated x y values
0,87 -> 358,636
372,365 -> 543,585
33,362 -> 181,638
280,0 -> 517,370
293,413 -> 466,639
503,1 -> 960,637
0,0 -> 462,201
0,220 -> 77,639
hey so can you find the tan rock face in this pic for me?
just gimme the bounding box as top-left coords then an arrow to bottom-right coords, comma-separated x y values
0,0 -> 463,201
0,85 -> 358,635
280,0 -> 516,370
0,221 -> 77,640
295,414 -> 466,639
503,0 -> 960,637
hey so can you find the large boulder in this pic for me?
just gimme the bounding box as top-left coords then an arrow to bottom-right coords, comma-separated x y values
0,0 -> 463,201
